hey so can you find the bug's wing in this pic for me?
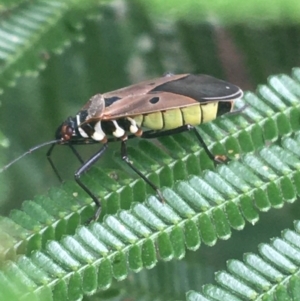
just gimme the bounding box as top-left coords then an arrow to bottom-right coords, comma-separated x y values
150,74 -> 243,101
103,74 -> 188,100
79,94 -> 105,120
79,74 -> 188,122
102,74 -> 243,120
102,92 -> 199,119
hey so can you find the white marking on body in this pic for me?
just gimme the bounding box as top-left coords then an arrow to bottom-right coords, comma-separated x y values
76,115 -> 89,138
112,120 -> 125,137
92,121 -> 106,141
127,117 -> 139,133
203,88 -> 243,100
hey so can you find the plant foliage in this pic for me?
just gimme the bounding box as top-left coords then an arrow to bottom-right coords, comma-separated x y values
1,1 -> 300,301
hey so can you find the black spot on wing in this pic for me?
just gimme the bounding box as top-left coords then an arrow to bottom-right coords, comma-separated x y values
149,97 -> 159,104
105,96 -> 121,107
151,74 -> 242,102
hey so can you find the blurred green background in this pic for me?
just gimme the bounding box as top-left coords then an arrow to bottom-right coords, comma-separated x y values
1,0 -> 300,300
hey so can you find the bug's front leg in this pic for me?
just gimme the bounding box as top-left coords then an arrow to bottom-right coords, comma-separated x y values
74,143 -> 108,222
120,140 -> 165,202
47,143 -> 85,183
68,143 -> 85,164
47,144 -> 63,183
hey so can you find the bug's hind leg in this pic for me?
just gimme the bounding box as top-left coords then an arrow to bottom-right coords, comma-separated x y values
120,140 -> 164,202
142,125 -> 228,164
74,143 -> 108,222
188,125 -> 228,164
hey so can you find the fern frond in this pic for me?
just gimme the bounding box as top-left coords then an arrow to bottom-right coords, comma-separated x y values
0,0 -> 101,94
187,220 -> 300,301
1,68 -> 300,260
1,68 -> 300,299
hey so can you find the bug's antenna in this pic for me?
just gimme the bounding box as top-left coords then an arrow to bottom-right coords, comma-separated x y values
0,139 -> 62,172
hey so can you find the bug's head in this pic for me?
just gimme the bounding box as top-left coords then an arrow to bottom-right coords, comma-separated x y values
56,116 -> 76,141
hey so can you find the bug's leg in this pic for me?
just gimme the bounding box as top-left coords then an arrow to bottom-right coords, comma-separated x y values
142,125 -> 227,164
68,143 -> 84,164
74,143 -> 108,222
47,144 -> 63,183
47,143 -> 85,183
120,140 -> 164,202
188,125 -> 228,163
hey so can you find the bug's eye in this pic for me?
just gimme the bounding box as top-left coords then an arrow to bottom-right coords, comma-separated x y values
61,125 -> 73,141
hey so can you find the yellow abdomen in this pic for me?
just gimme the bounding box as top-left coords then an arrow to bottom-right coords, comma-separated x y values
132,102 -> 218,130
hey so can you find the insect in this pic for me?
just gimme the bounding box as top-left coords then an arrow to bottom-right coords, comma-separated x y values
1,74 -> 243,222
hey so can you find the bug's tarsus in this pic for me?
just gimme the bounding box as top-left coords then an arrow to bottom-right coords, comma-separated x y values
121,140 -> 164,202
213,155 -> 229,164
74,143 -> 109,222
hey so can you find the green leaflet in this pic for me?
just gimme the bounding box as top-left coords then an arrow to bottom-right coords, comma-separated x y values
2,56 -> 300,300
